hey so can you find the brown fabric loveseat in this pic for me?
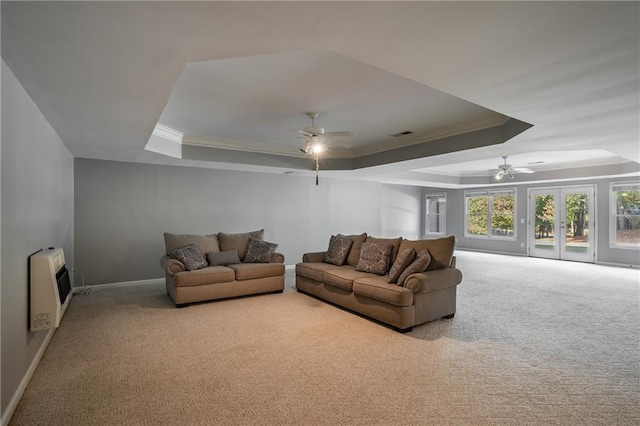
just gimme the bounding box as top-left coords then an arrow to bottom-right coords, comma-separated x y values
160,230 -> 285,307
295,234 -> 462,332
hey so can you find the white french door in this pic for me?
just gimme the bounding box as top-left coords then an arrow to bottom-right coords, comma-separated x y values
529,186 -> 595,263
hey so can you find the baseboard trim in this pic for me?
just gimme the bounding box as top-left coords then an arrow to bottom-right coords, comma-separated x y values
595,260 -> 639,269
456,248 -> 528,257
73,277 -> 164,294
2,326 -> 55,426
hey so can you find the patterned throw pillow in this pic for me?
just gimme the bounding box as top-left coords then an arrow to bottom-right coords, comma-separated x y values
206,249 -> 241,266
168,243 -> 207,271
323,235 -> 353,266
355,241 -> 393,275
243,238 -> 278,263
397,250 -> 432,286
387,248 -> 416,284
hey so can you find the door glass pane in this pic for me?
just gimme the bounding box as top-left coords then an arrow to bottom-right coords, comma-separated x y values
565,192 -> 589,253
534,193 -> 555,250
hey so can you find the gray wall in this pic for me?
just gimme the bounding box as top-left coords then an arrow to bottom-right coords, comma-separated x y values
426,178 -> 640,266
1,61 -> 75,417
74,159 -> 424,285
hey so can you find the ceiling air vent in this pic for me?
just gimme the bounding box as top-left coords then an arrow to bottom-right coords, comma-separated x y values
391,131 -> 414,137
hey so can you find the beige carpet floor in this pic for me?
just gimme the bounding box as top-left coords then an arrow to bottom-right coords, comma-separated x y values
9,251 -> 640,425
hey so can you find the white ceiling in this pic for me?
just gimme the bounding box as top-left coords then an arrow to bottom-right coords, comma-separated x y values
2,1 -> 638,188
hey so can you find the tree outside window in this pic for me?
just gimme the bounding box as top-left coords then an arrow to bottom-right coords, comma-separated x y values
612,183 -> 640,247
465,190 -> 516,239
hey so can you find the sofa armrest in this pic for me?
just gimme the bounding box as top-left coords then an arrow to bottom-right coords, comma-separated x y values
302,251 -> 326,263
271,252 -> 285,264
403,267 -> 463,294
160,255 -> 185,276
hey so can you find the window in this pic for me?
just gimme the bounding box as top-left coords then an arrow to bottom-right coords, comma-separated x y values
465,189 -> 516,238
610,182 -> 640,248
425,193 -> 446,235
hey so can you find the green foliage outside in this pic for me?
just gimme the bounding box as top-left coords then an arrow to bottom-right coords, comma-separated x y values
616,189 -> 640,244
535,192 -> 589,240
466,196 -> 488,236
466,193 -> 514,237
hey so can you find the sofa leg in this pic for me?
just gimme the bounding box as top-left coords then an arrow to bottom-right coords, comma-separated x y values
175,303 -> 189,308
442,313 -> 455,319
274,289 -> 284,294
395,326 -> 413,333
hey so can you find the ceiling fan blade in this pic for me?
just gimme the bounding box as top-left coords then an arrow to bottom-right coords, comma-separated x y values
297,130 -> 313,137
324,130 -> 355,138
512,167 -> 535,173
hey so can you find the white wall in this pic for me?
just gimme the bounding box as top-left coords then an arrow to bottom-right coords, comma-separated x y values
1,61 -> 74,420
74,159 -> 423,285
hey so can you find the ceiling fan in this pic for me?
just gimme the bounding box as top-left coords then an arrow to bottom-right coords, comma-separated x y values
495,156 -> 535,180
298,112 -> 354,155
295,112 -> 355,186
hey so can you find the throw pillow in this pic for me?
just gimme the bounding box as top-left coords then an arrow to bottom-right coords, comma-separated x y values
355,241 -> 393,275
206,249 -> 241,266
168,243 -> 207,271
323,235 -> 353,266
397,250 -> 432,286
218,229 -> 264,261
243,238 -> 278,263
387,248 -> 416,284
397,235 -> 455,271
364,236 -> 403,264
338,233 -> 368,267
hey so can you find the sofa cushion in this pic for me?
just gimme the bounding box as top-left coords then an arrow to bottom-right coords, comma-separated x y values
164,233 -> 220,255
207,249 -> 241,266
397,250 -> 432,286
355,241 -> 393,275
387,248 -> 416,284
365,236 -> 403,263
323,235 -> 353,266
397,235 -> 455,271
353,276 -> 414,307
173,266 -> 235,287
323,266 -> 373,292
338,233 -> 368,267
218,229 -> 264,261
229,263 -> 285,281
243,238 -> 278,263
168,244 -> 208,271
296,262 -> 339,282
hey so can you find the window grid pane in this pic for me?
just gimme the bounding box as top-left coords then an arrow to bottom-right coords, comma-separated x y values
425,193 -> 446,234
465,190 -> 516,239
614,187 -> 640,245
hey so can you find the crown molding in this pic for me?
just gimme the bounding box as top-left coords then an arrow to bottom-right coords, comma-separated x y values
152,123 -> 183,143
182,134 -> 306,158
153,114 -> 508,161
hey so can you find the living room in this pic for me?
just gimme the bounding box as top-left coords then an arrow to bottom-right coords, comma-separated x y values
2,2 -> 639,424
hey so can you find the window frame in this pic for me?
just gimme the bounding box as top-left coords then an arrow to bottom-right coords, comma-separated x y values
424,192 -> 446,237
609,181 -> 640,250
464,189 -> 517,240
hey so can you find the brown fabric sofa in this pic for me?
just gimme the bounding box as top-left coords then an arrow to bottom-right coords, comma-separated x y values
295,234 -> 462,332
160,230 -> 285,307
